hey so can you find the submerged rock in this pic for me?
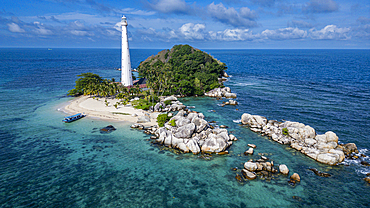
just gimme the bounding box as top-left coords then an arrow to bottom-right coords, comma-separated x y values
309,168 -> 331,177
100,125 -> 116,133
364,177 -> 370,184
235,173 -> 243,182
361,161 -> 370,166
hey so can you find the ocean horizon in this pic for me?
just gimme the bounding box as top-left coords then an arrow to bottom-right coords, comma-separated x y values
0,48 -> 369,207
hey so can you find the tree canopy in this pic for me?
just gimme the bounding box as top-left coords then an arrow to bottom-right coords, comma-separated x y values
138,44 -> 227,96
67,73 -> 103,96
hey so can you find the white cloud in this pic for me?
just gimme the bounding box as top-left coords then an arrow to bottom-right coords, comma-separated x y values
179,23 -> 206,40
209,29 -> 256,41
147,0 -> 190,14
261,27 -> 307,40
118,8 -> 156,16
33,22 -> 53,35
207,3 -> 257,28
309,25 -> 351,40
7,23 -> 25,33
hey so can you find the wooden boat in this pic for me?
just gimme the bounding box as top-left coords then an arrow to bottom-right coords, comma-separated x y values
62,113 -> 85,123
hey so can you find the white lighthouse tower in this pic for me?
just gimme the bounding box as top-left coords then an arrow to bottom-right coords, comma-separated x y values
121,15 -> 133,86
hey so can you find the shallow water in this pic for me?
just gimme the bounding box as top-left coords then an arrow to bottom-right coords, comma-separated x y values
0,48 -> 369,207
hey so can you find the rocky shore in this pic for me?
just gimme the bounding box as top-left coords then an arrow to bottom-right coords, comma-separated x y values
132,109 -> 237,154
130,95 -> 238,154
204,87 -> 237,98
240,113 -> 359,165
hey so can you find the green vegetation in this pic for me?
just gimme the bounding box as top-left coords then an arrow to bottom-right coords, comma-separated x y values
131,99 -> 156,110
68,72 -> 151,110
170,119 -> 176,127
138,44 -> 227,96
157,114 -> 172,127
164,100 -> 172,106
282,128 -> 289,136
68,73 -> 103,96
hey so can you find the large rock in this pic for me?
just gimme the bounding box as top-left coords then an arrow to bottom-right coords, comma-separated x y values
205,87 -> 237,98
191,117 -> 208,133
290,173 -> 300,182
174,123 -> 195,138
317,153 -> 341,165
154,102 -> 164,112
175,117 -> 191,127
224,92 -> 237,98
186,138 -> 200,154
279,164 -> 289,175
242,169 -> 256,180
164,96 -> 178,102
241,113 -> 267,128
325,131 -> 338,143
244,162 -> 257,172
341,143 -> 359,155
201,133 -> 231,153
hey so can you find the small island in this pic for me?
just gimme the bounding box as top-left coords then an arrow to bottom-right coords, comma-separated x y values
64,44 -> 230,126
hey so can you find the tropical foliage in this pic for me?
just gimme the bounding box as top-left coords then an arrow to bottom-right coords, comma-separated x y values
157,113 -> 172,127
138,44 -> 227,96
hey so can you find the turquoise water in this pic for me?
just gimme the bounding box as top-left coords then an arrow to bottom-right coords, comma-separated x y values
0,48 -> 369,207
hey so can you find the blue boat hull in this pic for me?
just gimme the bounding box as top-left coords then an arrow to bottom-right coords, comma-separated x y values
62,113 -> 85,123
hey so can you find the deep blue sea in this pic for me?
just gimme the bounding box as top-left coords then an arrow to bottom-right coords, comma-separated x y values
0,48 -> 369,207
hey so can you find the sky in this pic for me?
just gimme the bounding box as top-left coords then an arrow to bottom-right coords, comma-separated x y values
0,0 -> 369,49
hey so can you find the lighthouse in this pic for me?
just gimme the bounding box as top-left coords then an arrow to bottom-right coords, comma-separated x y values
121,15 -> 133,86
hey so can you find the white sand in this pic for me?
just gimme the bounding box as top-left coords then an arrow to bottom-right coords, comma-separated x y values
64,96 -> 158,126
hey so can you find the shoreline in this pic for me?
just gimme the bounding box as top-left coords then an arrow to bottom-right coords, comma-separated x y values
63,96 -> 158,126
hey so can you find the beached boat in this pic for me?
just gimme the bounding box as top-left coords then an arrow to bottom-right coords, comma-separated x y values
62,113 -> 85,123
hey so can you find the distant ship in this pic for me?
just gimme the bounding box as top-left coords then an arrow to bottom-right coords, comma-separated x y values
62,113 -> 85,123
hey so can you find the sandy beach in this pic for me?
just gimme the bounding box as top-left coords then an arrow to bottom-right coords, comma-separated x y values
63,96 -> 158,126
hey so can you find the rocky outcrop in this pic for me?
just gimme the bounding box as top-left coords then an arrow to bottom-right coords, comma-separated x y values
224,100 -> 238,105
205,87 -> 237,98
152,96 -> 186,113
241,113 -> 358,166
237,159 -> 290,182
144,110 -> 235,154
